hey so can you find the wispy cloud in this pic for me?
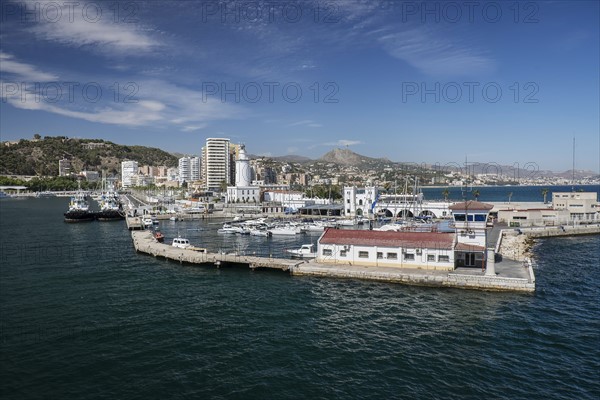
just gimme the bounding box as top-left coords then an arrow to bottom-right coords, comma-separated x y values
288,120 -> 323,128
378,27 -> 495,76
0,51 -> 58,81
24,0 -> 160,54
324,140 -> 363,147
1,54 -> 244,129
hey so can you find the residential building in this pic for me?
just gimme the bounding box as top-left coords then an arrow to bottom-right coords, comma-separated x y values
121,160 -> 138,188
202,138 -> 230,191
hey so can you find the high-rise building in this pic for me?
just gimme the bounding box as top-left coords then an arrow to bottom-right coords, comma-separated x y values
179,156 -> 201,184
178,157 -> 191,184
121,160 -> 138,188
190,156 -> 200,181
202,138 -> 230,191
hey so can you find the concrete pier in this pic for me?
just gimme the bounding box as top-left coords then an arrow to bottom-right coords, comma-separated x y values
131,230 -> 536,292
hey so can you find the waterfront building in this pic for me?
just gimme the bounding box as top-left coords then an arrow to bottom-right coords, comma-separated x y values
316,200 -> 495,271
344,186 -> 452,218
448,200 -> 493,269
178,157 -> 191,184
344,186 -> 377,217
202,138 -> 230,191
121,160 -> 138,188
316,229 -> 456,271
552,192 -> 599,222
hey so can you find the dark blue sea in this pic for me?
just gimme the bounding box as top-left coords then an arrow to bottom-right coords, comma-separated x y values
1,187 -> 599,399
421,184 -> 599,202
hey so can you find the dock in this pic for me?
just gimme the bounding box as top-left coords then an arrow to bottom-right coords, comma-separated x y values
131,230 -> 536,292
132,230 -> 304,271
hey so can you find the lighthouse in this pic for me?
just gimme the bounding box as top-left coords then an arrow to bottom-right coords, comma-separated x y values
235,144 -> 251,187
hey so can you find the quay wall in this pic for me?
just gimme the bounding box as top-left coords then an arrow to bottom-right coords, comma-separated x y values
292,264 -> 535,292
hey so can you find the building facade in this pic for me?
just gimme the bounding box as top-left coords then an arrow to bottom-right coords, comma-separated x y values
121,160 -> 138,188
202,138 -> 230,191
552,192 -> 598,222
316,229 -> 456,271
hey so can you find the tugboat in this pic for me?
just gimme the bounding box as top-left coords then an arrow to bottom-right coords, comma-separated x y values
96,191 -> 124,221
96,178 -> 125,221
64,190 -> 95,222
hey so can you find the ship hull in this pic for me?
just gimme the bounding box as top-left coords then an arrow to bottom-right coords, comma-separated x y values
96,210 -> 125,221
64,210 -> 96,222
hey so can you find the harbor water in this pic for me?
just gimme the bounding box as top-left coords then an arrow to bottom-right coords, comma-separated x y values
1,194 -> 599,399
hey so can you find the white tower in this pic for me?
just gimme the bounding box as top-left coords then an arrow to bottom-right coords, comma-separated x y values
449,200 -> 493,269
235,144 -> 251,187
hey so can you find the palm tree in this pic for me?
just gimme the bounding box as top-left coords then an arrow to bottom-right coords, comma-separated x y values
541,188 -> 549,204
442,188 -> 450,202
472,189 -> 480,200
508,192 -> 513,204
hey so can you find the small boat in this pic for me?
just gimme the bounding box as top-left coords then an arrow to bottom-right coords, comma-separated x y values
250,229 -> 271,237
169,216 -> 177,221
172,237 -> 191,249
286,244 -> 317,259
269,226 -> 303,235
153,230 -> 165,243
142,217 -> 154,227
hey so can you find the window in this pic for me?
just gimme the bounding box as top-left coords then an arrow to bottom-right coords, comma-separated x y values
359,199 -> 363,206
454,214 -> 466,221
322,249 -> 332,256
467,214 -> 474,221
358,251 -> 369,258
427,254 -> 435,262
347,199 -> 350,203
377,252 -> 383,259
340,250 -> 347,257
404,253 -> 415,261
438,255 -> 450,262
474,214 -> 487,221
387,252 -> 397,260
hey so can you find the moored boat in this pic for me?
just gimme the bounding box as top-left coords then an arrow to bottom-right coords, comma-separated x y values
286,244 -> 317,259
64,191 -> 95,222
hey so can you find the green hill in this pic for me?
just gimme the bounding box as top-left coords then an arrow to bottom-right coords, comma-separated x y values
0,136 -> 178,176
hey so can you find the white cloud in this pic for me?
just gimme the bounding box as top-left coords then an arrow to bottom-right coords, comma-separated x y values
378,27 -> 494,76
288,120 -> 322,128
1,57 -> 245,129
0,51 -> 58,81
25,0 -> 160,54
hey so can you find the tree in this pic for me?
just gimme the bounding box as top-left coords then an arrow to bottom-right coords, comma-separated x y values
33,134 -> 41,140
472,189 -> 480,200
508,192 -> 513,204
442,188 -> 450,201
541,188 -> 549,204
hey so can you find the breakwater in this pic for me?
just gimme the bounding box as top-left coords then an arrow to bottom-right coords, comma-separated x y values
131,229 -> 535,292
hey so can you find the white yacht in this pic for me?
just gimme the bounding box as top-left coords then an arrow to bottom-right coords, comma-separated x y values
269,226 -> 303,235
286,244 -> 317,259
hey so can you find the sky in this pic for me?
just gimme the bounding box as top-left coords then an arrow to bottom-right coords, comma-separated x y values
0,0 -> 599,173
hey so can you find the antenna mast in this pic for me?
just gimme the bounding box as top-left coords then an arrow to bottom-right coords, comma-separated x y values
572,137 -> 575,191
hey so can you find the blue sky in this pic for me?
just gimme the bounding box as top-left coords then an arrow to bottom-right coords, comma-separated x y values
0,0 -> 598,172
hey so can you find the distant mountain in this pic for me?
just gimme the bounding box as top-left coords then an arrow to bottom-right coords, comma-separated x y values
319,148 -> 388,167
0,136 -> 178,176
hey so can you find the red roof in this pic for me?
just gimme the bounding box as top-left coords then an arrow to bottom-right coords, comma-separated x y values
449,200 -> 493,211
319,228 -> 455,249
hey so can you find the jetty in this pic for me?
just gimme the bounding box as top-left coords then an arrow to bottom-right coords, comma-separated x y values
130,228 -> 536,292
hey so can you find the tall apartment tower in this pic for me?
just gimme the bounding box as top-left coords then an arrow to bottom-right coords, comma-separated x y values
178,157 -> 191,184
121,160 -> 138,188
202,138 -> 230,191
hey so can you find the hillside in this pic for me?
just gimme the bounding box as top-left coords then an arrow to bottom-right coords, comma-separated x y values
320,148 -> 389,167
0,136 -> 178,176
